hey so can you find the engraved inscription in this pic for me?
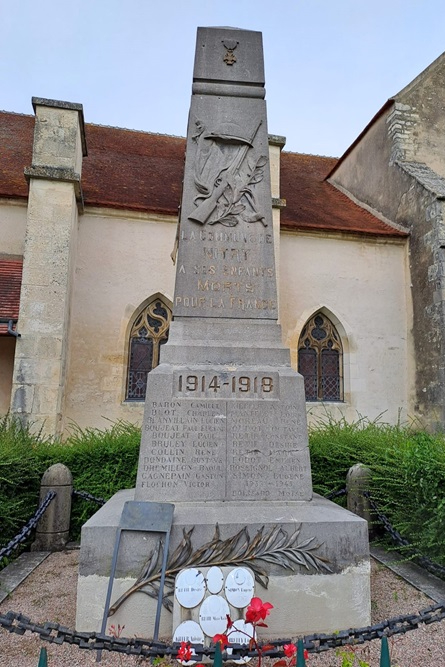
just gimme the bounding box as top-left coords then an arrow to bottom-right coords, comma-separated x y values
174,372 -> 278,399
174,295 -> 276,311
227,402 -> 310,501
137,393 -> 311,502
176,229 -> 275,310
172,79 -> 277,319
174,183 -> 277,318
139,401 -> 226,498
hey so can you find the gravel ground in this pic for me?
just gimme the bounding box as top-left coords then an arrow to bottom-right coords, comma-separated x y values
0,551 -> 444,666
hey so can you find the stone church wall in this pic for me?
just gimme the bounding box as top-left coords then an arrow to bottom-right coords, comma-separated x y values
0,102 -> 416,433
330,54 -> 445,429
0,201 -> 27,257
279,230 -> 413,425
1,200 -> 413,432
396,55 -> 445,180
62,209 -> 177,431
329,108 -> 414,228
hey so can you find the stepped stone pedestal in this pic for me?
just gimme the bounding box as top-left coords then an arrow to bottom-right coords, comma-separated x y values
76,26 -> 370,640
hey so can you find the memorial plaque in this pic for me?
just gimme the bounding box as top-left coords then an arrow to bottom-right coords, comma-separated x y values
206,566 -> 224,594
175,568 -> 206,608
199,595 -> 231,637
226,620 -> 255,664
224,567 -> 254,608
173,620 -> 204,664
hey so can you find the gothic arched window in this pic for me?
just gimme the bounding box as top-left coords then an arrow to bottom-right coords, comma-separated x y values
298,312 -> 343,402
126,296 -> 172,401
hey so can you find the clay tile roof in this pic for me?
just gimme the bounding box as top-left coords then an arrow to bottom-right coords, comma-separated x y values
0,112 -> 33,200
280,152 -> 407,237
82,124 -> 185,215
82,125 -> 407,237
0,111 -> 406,237
0,259 -> 23,335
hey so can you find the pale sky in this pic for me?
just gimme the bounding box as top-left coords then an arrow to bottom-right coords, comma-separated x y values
1,0 -> 445,156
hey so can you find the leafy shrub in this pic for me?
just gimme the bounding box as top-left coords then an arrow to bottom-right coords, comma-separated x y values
309,415 -> 445,563
0,417 -> 140,544
3,412 -> 445,567
0,415 -> 51,559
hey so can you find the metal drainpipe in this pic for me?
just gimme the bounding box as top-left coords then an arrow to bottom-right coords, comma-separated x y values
7,319 -> 21,337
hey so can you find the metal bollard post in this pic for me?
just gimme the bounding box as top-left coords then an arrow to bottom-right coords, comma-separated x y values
346,463 -> 373,536
31,463 -> 73,551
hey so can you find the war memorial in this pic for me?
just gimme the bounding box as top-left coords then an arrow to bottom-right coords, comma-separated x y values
76,27 -> 370,640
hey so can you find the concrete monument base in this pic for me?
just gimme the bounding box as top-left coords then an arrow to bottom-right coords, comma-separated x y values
76,489 -> 370,639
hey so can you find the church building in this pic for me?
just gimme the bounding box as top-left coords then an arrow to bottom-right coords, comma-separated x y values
2,51 -> 445,435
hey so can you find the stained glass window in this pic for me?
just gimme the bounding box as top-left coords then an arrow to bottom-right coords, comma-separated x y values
298,313 -> 343,402
126,297 -> 172,401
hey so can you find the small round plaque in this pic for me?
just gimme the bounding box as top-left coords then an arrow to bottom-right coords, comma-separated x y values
173,620 -> 204,665
175,568 -> 206,608
206,566 -> 224,594
199,594 -> 230,637
224,567 -> 255,608
226,619 -> 255,664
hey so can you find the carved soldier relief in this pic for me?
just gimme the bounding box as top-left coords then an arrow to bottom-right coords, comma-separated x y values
189,119 -> 268,228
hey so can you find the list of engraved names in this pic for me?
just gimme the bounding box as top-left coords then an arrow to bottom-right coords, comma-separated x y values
139,398 -> 309,502
227,402 -> 309,500
140,401 -> 226,499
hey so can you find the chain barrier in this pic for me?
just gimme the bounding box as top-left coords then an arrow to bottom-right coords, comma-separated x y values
325,487 -> 347,500
0,488 -> 103,567
363,491 -> 445,580
2,601 -> 445,658
72,489 -> 106,506
0,491 -> 56,563
2,485 -> 445,658
326,487 -> 445,580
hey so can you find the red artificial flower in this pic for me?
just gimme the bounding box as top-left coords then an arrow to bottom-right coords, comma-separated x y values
213,633 -> 230,649
283,644 -> 297,658
245,597 -> 274,625
226,614 -> 234,628
108,623 -> 125,638
177,641 -> 193,661
279,644 -> 308,664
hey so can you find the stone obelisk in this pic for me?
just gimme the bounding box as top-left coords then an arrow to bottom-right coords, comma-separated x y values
135,27 -> 312,505
77,27 -> 370,640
